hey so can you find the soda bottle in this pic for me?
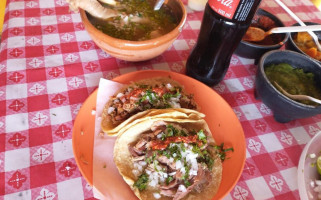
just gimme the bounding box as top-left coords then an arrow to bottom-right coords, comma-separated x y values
186,0 -> 262,86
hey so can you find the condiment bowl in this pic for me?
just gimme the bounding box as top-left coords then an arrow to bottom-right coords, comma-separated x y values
79,0 -> 186,62
285,22 -> 321,64
255,50 -> 321,123
234,8 -> 289,63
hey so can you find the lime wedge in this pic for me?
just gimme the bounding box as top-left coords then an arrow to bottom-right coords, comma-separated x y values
317,156 -> 321,176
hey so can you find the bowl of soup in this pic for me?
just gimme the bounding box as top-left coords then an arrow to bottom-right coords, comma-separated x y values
286,22 -> 321,63
79,0 -> 186,61
255,50 -> 321,123
234,8 -> 289,64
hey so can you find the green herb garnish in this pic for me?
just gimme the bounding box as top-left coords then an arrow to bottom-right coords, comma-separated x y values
215,143 -> 234,162
134,173 -> 149,191
197,130 -> 207,143
166,176 -> 174,185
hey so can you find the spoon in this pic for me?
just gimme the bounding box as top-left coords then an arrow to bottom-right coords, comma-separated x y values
154,0 -> 166,10
243,25 -> 321,42
274,82 -> 321,105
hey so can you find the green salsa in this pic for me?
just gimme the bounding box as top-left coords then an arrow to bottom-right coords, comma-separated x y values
88,0 -> 179,41
265,63 -> 321,106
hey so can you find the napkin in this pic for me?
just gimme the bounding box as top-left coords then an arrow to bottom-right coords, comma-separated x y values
92,78 -> 137,200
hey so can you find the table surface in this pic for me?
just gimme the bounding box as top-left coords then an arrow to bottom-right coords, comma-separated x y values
1,0 -> 321,199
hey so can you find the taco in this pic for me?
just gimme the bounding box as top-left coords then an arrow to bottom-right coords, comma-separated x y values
113,117 -> 222,200
105,108 -> 205,136
101,77 -> 198,134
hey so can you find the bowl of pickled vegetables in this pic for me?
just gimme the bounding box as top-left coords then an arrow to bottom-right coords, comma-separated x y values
286,22 -> 321,63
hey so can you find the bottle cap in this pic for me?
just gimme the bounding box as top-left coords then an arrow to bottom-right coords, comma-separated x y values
188,0 -> 207,11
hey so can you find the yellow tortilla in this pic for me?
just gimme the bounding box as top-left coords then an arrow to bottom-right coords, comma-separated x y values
113,116 -> 222,200
106,108 -> 205,136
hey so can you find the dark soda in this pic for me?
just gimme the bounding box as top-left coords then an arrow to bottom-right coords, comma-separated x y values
186,0 -> 262,86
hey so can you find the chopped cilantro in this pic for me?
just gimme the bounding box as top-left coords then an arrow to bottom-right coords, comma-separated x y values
182,164 -> 191,186
145,152 -> 157,164
161,134 -> 166,141
180,143 -> 186,152
184,180 -> 191,187
134,173 -> 149,191
215,143 -> 234,162
166,176 -> 174,185
197,130 -> 207,143
166,127 -> 174,137
153,160 -> 159,172
138,89 -> 158,104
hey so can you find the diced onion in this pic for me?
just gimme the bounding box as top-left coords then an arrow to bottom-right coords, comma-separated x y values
157,133 -> 164,139
178,184 -> 187,192
169,171 -> 176,176
116,93 -> 124,98
166,83 -> 172,89
107,107 -> 115,114
149,180 -> 157,187
153,193 -> 161,199
138,161 -> 147,166
190,170 -> 197,176
132,169 -> 139,176
310,153 -> 316,158
176,160 -> 182,169
130,96 -> 139,101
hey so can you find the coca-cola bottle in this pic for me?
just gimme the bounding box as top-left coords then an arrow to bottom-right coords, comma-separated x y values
186,0 -> 262,86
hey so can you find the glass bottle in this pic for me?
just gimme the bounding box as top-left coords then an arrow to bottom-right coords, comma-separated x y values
186,0 -> 263,86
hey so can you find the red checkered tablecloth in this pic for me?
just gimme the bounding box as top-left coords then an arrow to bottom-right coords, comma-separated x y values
1,0 -> 321,199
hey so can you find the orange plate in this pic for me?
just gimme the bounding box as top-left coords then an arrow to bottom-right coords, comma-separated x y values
72,70 -> 246,199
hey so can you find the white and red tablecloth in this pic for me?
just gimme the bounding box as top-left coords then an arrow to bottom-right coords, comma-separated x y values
1,0 -> 321,199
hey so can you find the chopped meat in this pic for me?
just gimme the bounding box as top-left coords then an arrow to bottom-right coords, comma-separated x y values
123,103 -> 137,113
157,155 -> 176,170
128,146 -> 140,157
151,121 -> 167,131
193,164 -> 206,183
142,133 -> 156,141
160,188 -> 176,197
160,178 -> 179,190
173,165 -> 211,200
173,185 -> 193,200
153,129 -> 163,136
179,94 -> 197,109
128,145 -> 145,156
135,139 -> 147,150
132,155 -> 145,161
175,170 -> 183,180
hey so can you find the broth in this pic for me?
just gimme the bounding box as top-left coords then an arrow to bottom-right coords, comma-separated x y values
88,0 -> 179,41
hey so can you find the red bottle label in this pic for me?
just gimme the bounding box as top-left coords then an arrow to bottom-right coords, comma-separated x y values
208,0 -> 240,19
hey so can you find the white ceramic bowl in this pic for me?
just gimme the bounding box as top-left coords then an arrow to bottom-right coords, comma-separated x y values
298,131 -> 321,199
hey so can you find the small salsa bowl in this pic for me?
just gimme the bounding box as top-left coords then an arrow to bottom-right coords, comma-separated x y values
285,22 -> 321,64
79,0 -> 186,62
255,50 -> 321,123
234,8 -> 289,63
